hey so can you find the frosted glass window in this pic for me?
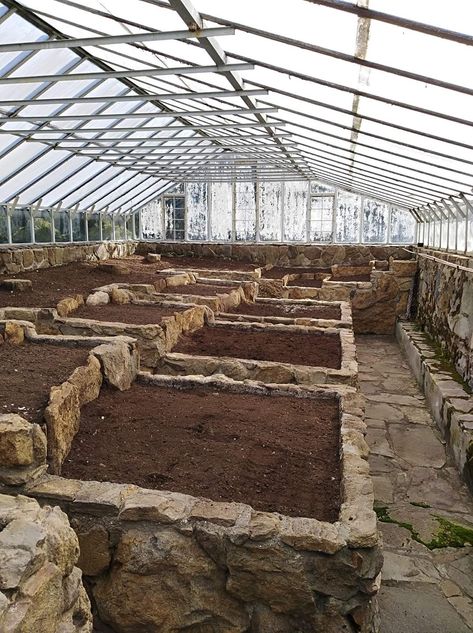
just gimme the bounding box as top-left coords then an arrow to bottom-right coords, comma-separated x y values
72,213 -> 87,242
88,213 -> 101,241
259,181 -> 282,241
125,217 -> 133,240
164,196 -> 185,241
210,183 -> 233,241
0,205 -> 8,243
363,199 -> 388,243
458,219 -> 466,252
186,183 -> 208,241
54,211 -> 70,242
440,220 -> 449,250
336,192 -> 361,243
141,200 -> 163,239
467,210 -> 473,254
284,181 -> 308,241
33,209 -> 52,243
114,215 -> 126,241
235,182 -> 256,241
134,213 -> 140,239
390,208 -> 416,244
11,208 -> 32,244
102,215 -> 113,241
310,195 -> 333,242
311,181 -> 335,194
448,219 -> 457,251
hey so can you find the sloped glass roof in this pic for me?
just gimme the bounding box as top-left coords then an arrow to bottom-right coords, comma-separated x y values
0,0 -> 471,219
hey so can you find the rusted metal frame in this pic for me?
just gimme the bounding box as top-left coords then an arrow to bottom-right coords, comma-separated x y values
303,0 -> 473,47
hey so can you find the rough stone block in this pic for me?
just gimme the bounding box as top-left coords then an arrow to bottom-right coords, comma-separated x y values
92,341 -> 138,391
85,291 -> 109,306
44,382 -> 81,474
0,279 -> 32,292
0,414 -> 46,485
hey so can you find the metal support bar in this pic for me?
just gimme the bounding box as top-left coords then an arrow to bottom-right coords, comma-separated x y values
14,122 -> 285,135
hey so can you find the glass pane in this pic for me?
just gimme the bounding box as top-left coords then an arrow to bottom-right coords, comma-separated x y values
114,215 -> 125,240
11,207 -> 32,244
0,205 -> 8,244
72,212 -> 87,242
284,181 -> 308,241
33,208 -> 52,243
390,208 -> 416,244
311,180 -> 335,194
210,183 -> 233,241
336,192 -> 361,243
88,213 -> 101,241
235,181 -> 256,241
54,210 -> 70,242
187,183 -> 208,241
134,212 -> 140,239
362,199 -> 388,243
310,195 -> 333,242
102,215 -> 113,241
141,200 -> 162,239
259,181 -> 282,241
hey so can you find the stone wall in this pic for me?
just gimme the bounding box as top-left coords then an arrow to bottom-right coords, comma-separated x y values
140,241 -> 414,267
0,242 -> 138,275
0,493 -> 92,633
416,248 -> 473,389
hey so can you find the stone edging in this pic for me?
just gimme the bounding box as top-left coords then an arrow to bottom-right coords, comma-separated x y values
397,321 -> 473,492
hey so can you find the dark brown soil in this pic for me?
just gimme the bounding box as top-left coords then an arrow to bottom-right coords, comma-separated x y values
62,382 -> 341,520
0,342 -> 89,423
161,283 -> 235,296
331,274 -> 372,282
71,303 -> 186,325
226,301 -> 340,320
263,267 -> 330,279
174,325 -> 341,368
161,256 -> 258,271
0,257 -> 169,308
287,278 -> 323,288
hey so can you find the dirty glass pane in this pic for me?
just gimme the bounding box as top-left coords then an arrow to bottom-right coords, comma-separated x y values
72,212 -> 87,242
283,181 -> 308,241
141,200 -> 163,240
88,213 -> 101,241
390,208 -> 416,244
336,192 -> 361,243
0,205 -> 8,244
134,212 -> 140,239
310,195 -> 333,242
54,210 -> 70,242
186,183 -> 208,241
235,182 -> 256,241
310,180 -> 335,195
210,182 -> 233,241
259,181 -> 282,241
102,215 -> 113,241
11,207 -> 32,244
164,196 -> 185,241
33,208 -> 52,243
362,199 -> 388,243
125,217 -> 133,240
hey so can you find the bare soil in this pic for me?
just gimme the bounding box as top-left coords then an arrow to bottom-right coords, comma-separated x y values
160,256 -> 258,271
62,382 -> 341,520
331,274 -> 372,282
287,278 -> 323,288
161,283 -> 236,296
226,301 -> 341,320
263,267 -> 330,279
174,325 -> 341,368
0,342 -> 89,424
0,257 -> 169,308
71,303 -> 187,325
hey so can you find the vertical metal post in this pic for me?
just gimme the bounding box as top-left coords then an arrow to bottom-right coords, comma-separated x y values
332,187 -> 338,244
281,180 -> 285,243
306,180 -> 311,243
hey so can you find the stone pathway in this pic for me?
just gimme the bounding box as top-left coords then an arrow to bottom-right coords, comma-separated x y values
357,335 -> 473,633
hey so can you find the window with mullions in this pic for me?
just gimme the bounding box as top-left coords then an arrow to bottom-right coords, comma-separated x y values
164,196 -> 185,241
310,195 -> 333,242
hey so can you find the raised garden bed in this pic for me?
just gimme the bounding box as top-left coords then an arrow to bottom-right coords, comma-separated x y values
225,299 -> 340,320
162,282 -> 236,296
0,256 -> 169,308
287,277 -> 324,288
165,321 -> 357,385
262,266 -> 330,279
161,255 -> 260,273
63,379 -> 341,521
71,302 -> 189,325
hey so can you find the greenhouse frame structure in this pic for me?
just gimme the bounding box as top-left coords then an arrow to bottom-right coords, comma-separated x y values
0,0 -> 471,252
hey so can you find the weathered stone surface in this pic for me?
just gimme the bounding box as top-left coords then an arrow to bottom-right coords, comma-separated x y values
85,291 -> 109,306
110,287 -> 132,304
44,382 -> 81,474
67,354 -> 102,406
0,494 -> 92,633
76,524 -> 111,577
56,295 -> 84,317
4,321 -> 25,344
0,278 -> 32,292
92,340 -> 138,390
146,252 -> 161,262
0,414 -> 47,485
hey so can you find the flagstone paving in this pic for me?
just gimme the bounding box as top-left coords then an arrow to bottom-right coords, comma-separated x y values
357,335 -> 473,633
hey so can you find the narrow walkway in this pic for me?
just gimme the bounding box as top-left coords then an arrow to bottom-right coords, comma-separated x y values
357,335 -> 473,633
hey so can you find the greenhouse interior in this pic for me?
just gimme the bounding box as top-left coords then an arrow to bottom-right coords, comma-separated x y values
0,1 -> 472,632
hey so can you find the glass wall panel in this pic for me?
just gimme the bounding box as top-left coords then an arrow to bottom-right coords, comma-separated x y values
235,182 -> 256,241
88,213 -> 101,241
114,215 -> 126,241
11,207 -> 32,244
134,212 -> 140,239
440,220 -> 449,250
54,211 -> 70,243
141,200 -> 162,239
102,214 -> 113,241
0,205 -> 8,244
389,208 -> 416,244
72,212 -> 87,242
362,199 -> 388,243
125,216 -> 133,240
164,196 -> 185,241
210,182 -> 232,241
467,210 -> 473,254
259,181 -> 282,241
284,181 -> 307,241
33,209 -> 52,243
448,219 -> 457,251
336,192 -> 361,243
310,195 -> 333,242
186,182 -> 208,241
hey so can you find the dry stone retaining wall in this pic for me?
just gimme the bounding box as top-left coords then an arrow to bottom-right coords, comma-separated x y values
0,242 -> 137,275
416,248 -> 473,389
0,493 -> 92,633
